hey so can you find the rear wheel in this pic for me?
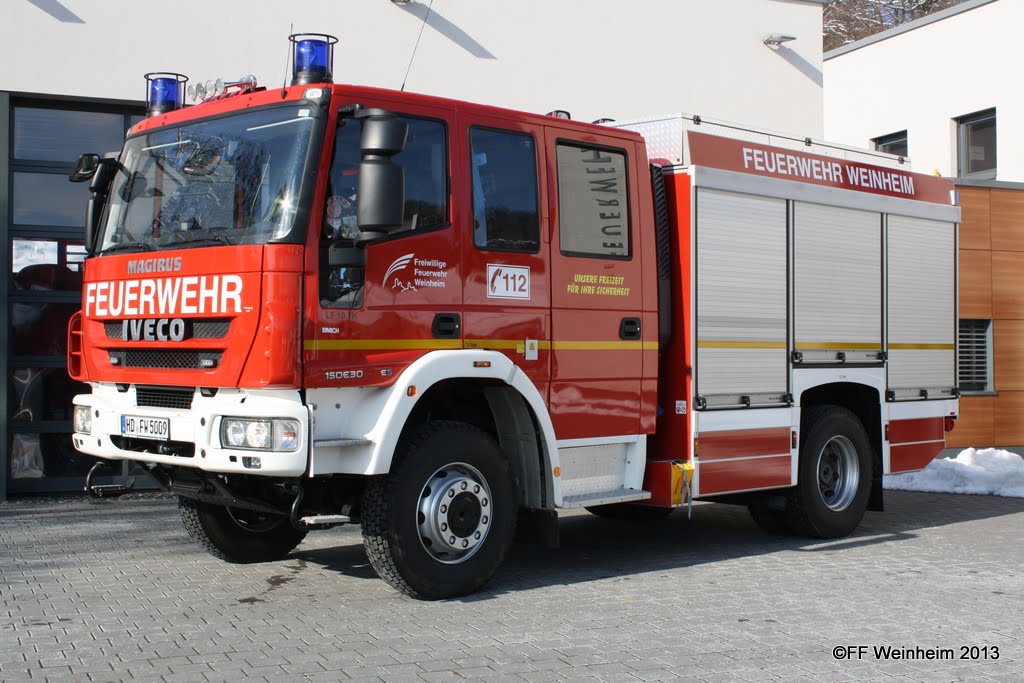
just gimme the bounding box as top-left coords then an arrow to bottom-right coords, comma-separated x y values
179,497 -> 306,563
785,406 -> 872,538
361,421 -> 516,599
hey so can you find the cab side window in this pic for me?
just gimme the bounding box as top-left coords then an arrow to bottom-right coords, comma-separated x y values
470,127 -> 540,252
323,115 -> 448,241
555,143 -> 631,259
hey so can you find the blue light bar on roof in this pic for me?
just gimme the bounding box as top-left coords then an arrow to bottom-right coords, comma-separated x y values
289,33 -> 338,86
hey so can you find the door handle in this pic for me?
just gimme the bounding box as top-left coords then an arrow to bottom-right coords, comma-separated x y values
432,313 -> 461,339
619,317 -> 641,340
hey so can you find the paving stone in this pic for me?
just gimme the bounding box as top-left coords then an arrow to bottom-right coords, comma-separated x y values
1,491 -> 1021,682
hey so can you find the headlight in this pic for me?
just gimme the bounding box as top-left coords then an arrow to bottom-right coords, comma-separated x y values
220,418 -> 301,452
73,405 -> 92,434
274,420 -> 300,451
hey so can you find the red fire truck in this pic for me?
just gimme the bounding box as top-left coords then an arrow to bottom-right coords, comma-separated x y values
68,34 -> 959,599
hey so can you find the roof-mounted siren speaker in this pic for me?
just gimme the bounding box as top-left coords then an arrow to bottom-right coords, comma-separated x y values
144,72 -> 187,117
290,33 -> 338,86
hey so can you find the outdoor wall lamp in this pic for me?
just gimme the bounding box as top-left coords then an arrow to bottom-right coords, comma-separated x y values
764,33 -> 797,47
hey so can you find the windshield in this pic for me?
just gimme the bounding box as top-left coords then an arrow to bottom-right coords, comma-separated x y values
99,106 -> 319,253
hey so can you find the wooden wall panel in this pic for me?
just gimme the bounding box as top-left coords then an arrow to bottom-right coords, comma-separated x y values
957,186 -> 990,250
958,249 -> 992,319
945,395 -> 993,449
992,251 -> 1024,319
991,189 -> 1024,252
994,392 -> 1024,447
994,319 -> 1024,391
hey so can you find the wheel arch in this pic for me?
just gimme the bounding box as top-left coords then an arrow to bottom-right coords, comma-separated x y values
399,378 -> 555,510
798,381 -> 883,512
340,350 -> 558,509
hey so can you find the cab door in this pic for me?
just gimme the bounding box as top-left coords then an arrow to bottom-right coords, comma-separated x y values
545,130 -> 646,439
305,96 -> 460,389
458,113 -> 550,395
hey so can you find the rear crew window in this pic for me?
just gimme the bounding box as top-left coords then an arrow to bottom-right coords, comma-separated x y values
555,143 -> 631,259
470,127 -> 540,252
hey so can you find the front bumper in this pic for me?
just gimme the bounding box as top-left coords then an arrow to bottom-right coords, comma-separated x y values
72,383 -> 309,477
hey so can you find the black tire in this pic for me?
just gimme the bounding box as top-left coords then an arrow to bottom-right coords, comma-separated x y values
361,421 -> 517,600
586,503 -> 674,520
747,504 -> 791,535
178,497 -> 306,563
785,406 -> 872,539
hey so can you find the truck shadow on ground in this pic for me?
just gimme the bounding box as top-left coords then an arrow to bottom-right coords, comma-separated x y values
291,490 -> 1024,594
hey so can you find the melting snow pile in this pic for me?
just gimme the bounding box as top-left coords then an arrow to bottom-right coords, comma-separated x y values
884,448 -> 1024,498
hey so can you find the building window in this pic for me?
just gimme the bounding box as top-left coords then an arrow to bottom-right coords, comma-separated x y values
957,109 -> 996,179
958,319 -> 993,393
6,98 -> 143,491
872,130 -> 907,159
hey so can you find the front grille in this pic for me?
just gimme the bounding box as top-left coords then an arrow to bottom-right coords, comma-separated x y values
111,436 -> 194,457
192,320 -> 231,338
136,386 -> 194,410
104,319 -> 231,339
109,350 -> 223,369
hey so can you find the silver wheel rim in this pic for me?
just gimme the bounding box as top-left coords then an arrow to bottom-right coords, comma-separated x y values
417,462 -> 492,564
816,435 -> 859,512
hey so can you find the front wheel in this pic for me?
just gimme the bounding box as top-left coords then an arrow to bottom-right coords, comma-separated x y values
179,497 -> 306,563
361,421 -> 517,599
785,406 -> 872,538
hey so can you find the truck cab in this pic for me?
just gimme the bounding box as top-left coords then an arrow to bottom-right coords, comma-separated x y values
68,37 -> 660,599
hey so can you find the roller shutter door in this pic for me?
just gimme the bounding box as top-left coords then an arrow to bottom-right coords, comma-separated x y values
886,215 -> 956,399
695,188 -> 788,407
793,202 -> 882,364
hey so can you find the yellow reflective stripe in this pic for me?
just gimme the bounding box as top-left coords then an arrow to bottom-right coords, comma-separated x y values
304,339 -> 462,351
698,340 -> 787,349
463,339 -> 553,351
889,343 -> 955,351
551,340 -> 646,350
306,339 -> 655,352
795,342 -> 881,350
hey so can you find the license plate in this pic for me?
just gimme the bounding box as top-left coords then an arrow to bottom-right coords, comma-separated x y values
120,415 -> 170,441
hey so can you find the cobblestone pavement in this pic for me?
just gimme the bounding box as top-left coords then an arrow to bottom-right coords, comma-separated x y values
2,490 -> 1021,682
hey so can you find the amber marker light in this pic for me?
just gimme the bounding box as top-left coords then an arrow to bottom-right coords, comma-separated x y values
407,386 -> 417,397
473,361 -> 491,368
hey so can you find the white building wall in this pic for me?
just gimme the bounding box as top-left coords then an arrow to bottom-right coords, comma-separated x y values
1,0 -> 825,136
823,0 -> 1022,181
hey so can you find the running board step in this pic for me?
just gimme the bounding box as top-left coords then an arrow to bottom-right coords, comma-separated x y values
313,438 -> 371,448
560,489 -> 652,509
298,514 -> 351,527
87,483 -> 134,498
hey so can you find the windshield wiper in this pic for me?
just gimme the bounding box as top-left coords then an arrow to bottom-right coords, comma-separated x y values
169,234 -> 234,248
99,241 -> 154,255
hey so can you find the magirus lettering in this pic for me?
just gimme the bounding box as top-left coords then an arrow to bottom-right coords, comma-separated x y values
127,257 -> 182,274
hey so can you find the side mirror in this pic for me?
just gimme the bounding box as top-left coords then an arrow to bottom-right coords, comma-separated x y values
81,157 -> 120,256
69,153 -> 102,182
355,109 -> 407,236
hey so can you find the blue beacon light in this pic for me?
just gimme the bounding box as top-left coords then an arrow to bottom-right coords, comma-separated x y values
289,33 -> 338,85
144,72 -> 187,117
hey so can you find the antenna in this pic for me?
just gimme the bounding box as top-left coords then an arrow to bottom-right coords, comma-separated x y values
400,0 -> 434,92
282,22 -> 294,96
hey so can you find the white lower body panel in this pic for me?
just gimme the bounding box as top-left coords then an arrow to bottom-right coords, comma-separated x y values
72,383 -> 309,477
